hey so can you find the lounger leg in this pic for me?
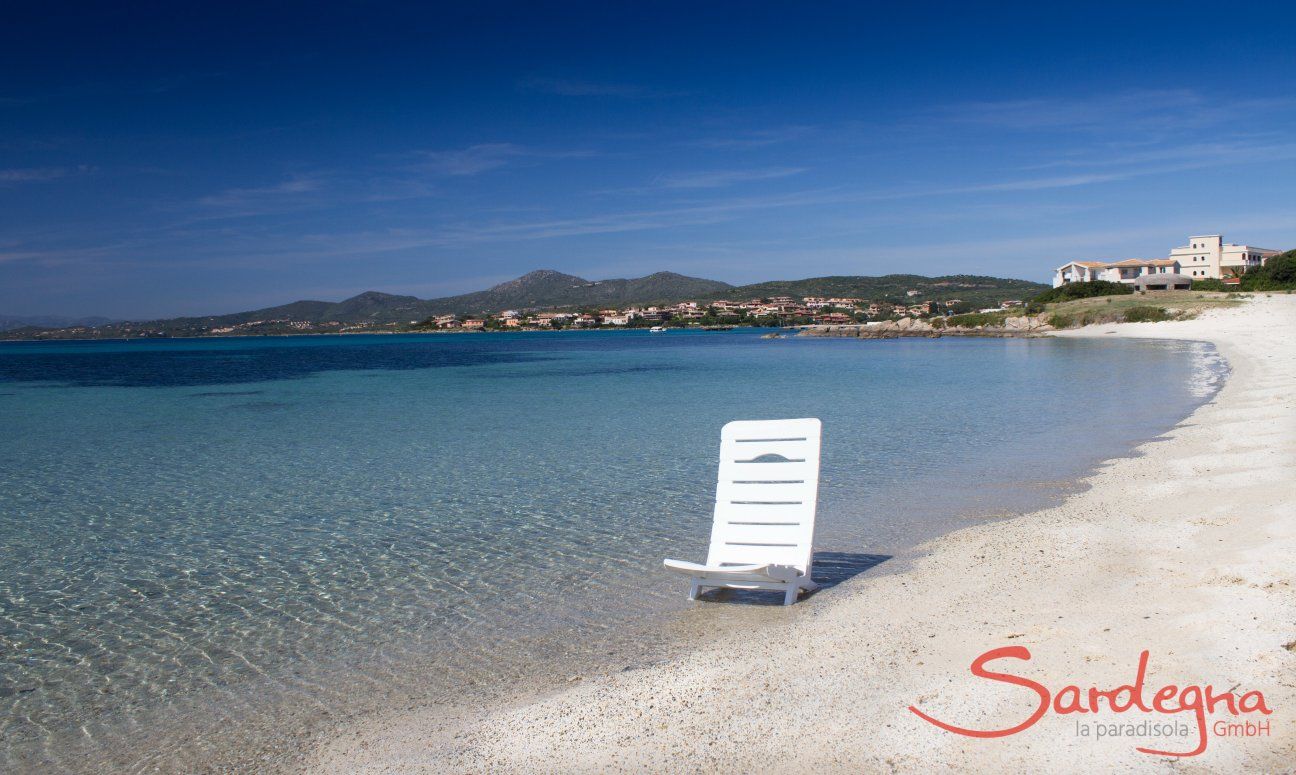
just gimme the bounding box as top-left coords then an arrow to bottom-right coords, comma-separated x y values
688,579 -> 701,601
783,586 -> 798,606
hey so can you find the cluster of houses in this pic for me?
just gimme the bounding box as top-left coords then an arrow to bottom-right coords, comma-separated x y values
426,295 -> 991,331
208,319 -> 354,334
1053,233 -> 1281,289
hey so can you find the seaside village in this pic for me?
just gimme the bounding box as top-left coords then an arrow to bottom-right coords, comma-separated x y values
185,232 -> 1288,337
420,293 -> 988,331
429,232 -> 1283,332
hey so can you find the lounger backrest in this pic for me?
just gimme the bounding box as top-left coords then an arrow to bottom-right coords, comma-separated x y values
707,418 -> 822,573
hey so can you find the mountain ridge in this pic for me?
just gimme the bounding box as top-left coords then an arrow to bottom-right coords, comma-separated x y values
0,314 -> 116,332
0,270 -> 1048,339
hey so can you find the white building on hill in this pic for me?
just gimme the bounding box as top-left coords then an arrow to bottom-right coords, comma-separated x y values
1053,258 -> 1182,286
1168,234 -> 1279,281
1053,233 -> 1281,288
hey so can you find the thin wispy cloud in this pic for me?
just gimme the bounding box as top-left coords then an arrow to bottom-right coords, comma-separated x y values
137,71 -> 226,95
685,126 -> 815,149
0,240 -> 131,268
198,176 -> 325,209
937,89 -> 1295,133
0,166 -> 88,183
520,76 -> 646,97
652,167 -> 807,189
293,188 -> 851,253
149,142 -> 1294,269
187,167 -> 442,222
414,143 -> 528,175
413,143 -> 596,176
113,188 -> 859,269
0,250 -> 47,264
940,90 -> 1194,130
177,174 -> 361,223
1025,139 -> 1296,171
869,144 -> 1296,201
862,171 -> 1131,201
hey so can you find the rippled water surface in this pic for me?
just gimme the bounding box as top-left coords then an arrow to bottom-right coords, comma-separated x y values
0,330 -> 1220,771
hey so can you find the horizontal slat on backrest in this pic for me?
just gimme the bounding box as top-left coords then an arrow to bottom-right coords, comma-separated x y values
714,501 -> 807,521
707,418 -> 822,572
717,458 -> 816,481
716,481 -> 812,504
710,514 -> 811,568
720,439 -> 812,463
712,522 -> 805,545
707,542 -> 809,568
721,418 -> 821,442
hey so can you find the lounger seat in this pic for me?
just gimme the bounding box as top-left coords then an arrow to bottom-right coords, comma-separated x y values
662,559 -> 805,582
664,418 -> 823,605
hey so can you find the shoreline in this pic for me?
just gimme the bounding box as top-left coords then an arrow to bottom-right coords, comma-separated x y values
0,326 -> 766,344
308,295 -> 1295,772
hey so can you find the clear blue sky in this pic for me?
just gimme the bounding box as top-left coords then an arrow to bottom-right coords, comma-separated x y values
2,1 -> 1294,318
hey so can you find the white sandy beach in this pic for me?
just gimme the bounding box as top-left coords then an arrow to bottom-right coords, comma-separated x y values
309,295 -> 1295,774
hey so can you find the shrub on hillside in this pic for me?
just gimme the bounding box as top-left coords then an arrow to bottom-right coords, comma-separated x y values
1122,306 -> 1173,323
946,311 -> 1008,328
1047,305 -> 1186,328
1191,278 -> 1230,292
1032,280 -> 1133,304
1046,309 -> 1117,328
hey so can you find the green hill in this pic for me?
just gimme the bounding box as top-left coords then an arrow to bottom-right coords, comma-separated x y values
709,274 -> 1046,307
421,270 -> 733,314
1,270 -> 1046,340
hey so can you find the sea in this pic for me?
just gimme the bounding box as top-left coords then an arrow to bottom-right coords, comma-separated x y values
0,329 -> 1223,771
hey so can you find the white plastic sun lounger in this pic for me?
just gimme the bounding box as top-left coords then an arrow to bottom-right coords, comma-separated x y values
664,418 -> 822,605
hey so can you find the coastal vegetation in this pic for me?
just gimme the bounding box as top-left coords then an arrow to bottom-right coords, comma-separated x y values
1193,252 -> 1296,292
1118,305 -> 1177,323
702,274 -> 1047,309
1237,250 -> 1296,290
1031,280 -> 1132,304
1041,292 -> 1238,328
942,310 -> 1012,328
1046,307 -> 1164,328
801,290 -> 1224,337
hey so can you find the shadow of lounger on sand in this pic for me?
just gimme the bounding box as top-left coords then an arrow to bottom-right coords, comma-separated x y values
694,551 -> 892,606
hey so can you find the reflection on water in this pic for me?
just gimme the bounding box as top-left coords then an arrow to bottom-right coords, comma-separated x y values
0,331 -> 1220,771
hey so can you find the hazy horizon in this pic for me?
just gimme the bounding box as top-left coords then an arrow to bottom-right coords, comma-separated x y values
5,265 -> 1060,324
3,1 -> 1294,319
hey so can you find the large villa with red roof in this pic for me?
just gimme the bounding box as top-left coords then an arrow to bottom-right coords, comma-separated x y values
1052,233 -> 1280,288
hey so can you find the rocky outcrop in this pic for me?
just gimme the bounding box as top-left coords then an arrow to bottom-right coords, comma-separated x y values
796,314 -> 1053,339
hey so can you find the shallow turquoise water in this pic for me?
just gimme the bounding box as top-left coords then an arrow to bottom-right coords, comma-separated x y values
0,330 -> 1220,769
